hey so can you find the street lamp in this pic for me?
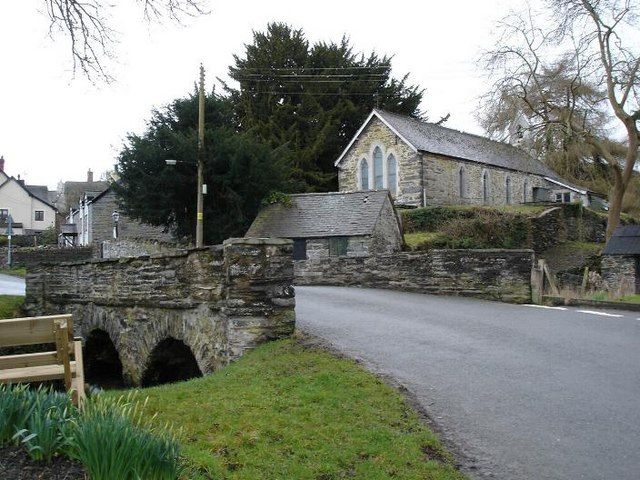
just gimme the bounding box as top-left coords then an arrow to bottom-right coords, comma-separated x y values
5,214 -> 13,267
163,64 -> 207,248
112,211 -> 120,240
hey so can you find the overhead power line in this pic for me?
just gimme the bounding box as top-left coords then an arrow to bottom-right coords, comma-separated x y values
232,65 -> 392,72
236,73 -> 387,78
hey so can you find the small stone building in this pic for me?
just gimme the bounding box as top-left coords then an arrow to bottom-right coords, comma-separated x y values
601,225 -> 640,294
336,109 -> 601,208
245,191 -> 402,260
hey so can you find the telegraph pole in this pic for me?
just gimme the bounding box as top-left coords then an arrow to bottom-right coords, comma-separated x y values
196,64 -> 205,248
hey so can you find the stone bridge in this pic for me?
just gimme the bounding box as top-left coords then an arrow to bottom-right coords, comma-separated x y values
23,238 -> 295,387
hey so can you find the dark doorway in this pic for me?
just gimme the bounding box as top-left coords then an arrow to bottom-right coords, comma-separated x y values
635,258 -> 640,294
140,338 -> 202,387
84,329 -> 125,389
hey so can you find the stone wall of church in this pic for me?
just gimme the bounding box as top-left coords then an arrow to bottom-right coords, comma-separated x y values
422,154 -> 553,206
336,116 -> 588,207
338,116 -> 422,206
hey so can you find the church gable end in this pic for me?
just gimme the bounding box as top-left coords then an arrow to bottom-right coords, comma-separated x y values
337,115 -> 423,207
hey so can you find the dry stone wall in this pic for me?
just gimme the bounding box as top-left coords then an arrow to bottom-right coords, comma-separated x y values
23,238 -> 295,385
295,249 -> 534,303
0,246 -> 95,268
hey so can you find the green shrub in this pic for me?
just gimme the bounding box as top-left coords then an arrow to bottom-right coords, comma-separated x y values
440,211 -> 531,249
70,393 -> 181,480
401,206 -> 476,233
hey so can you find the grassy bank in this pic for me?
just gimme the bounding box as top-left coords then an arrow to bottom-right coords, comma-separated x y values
0,295 -> 24,319
129,339 -> 464,480
401,205 -> 537,250
0,268 -> 26,278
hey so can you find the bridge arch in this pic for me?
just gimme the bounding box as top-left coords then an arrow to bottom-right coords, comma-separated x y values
83,328 -> 125,389
140,337 -> 203,387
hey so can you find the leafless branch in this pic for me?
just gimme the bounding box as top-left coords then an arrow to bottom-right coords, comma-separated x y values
42,0 -> 209,82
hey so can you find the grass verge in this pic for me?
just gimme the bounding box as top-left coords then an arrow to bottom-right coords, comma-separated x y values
0,295 -> 24,319
127,339 -> 464,480
0,268 -> 26,278
617,294 -> 640,304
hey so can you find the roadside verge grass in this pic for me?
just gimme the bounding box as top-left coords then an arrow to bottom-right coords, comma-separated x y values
130,339 -> 464,479
0,268 -> 27,278
0,295 -> 24,319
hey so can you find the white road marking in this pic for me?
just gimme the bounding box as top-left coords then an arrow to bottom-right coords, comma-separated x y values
576,310 -> 624,318
523,304 -> 568,310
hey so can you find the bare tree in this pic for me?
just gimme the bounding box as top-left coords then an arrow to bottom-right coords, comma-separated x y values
481,0 -> 639,237
43,0 -> 208,81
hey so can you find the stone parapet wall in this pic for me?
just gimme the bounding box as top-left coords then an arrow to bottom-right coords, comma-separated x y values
601,255 -> 636,294
23,238 -> 295,385
295,249 -> 534,303
0,246 -> 95,268
101,239 -> 184,259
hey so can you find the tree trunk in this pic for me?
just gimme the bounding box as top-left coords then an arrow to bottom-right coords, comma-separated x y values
606,171 -> 626,239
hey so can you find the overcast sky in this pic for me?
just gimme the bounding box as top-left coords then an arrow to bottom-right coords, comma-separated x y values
0,0 -> 526,189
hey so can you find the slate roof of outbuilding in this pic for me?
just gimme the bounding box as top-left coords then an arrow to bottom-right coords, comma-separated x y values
603,225 -> 640,255
245,190 -> 393,239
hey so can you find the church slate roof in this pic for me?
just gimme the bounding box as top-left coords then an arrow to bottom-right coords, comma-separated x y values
246,191 -> 392,239
373,109 -> 560,179
603,225 -> 640,255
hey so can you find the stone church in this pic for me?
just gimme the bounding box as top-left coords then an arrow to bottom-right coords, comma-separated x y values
336,109 -> 599,208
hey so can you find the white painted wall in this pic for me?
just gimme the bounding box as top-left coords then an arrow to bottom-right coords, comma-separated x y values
0,179 -> 56,232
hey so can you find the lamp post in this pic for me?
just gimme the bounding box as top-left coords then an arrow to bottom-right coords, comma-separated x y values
165,65 -> 206,248
112,211 -> 120,240
195,64 -> 205,248
6,214 -> 13,267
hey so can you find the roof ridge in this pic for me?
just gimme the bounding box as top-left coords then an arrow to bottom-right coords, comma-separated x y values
374,108 -> 532,156
290,190 -> 389,197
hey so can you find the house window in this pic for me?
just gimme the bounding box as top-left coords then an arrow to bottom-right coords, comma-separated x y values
523,179 -> 529,203
387,154 -> 397,195
555,192 -> 571,203
373,147 -> 383,189
35,210 -> 45,221
359,159 -> 369,190
329,237 -> 348,257
458,167 -> 466,198
482,170 -> 489,204
293,239 -> 307,260
0,209 -> 8,222
505,177 -> 512,204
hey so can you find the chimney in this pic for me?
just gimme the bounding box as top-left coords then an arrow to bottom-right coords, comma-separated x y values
87,169 -> 94,183
0,156 -> 4,172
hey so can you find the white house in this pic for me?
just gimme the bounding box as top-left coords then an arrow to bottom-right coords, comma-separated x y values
0,157 -> 56,235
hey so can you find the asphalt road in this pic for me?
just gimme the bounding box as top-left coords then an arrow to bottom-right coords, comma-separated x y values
296,286 -> 640,480
0,273 -> 25,296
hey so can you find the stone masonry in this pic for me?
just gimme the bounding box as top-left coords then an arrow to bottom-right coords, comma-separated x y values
295,249 -> 534,303
91,189 -> 171,245
601,255 -> 637,294
338,115 -> 576,207
23,238 -> 295,385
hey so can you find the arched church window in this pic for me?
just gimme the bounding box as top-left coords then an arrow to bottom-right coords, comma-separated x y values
373,147 -> 384,189
459,166 -> 466,198
387,154 -> 397,195
482,170 -> 489,204
360,159 -> 369,190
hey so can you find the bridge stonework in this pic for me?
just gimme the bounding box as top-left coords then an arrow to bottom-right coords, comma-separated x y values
23,238 -> 295,385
